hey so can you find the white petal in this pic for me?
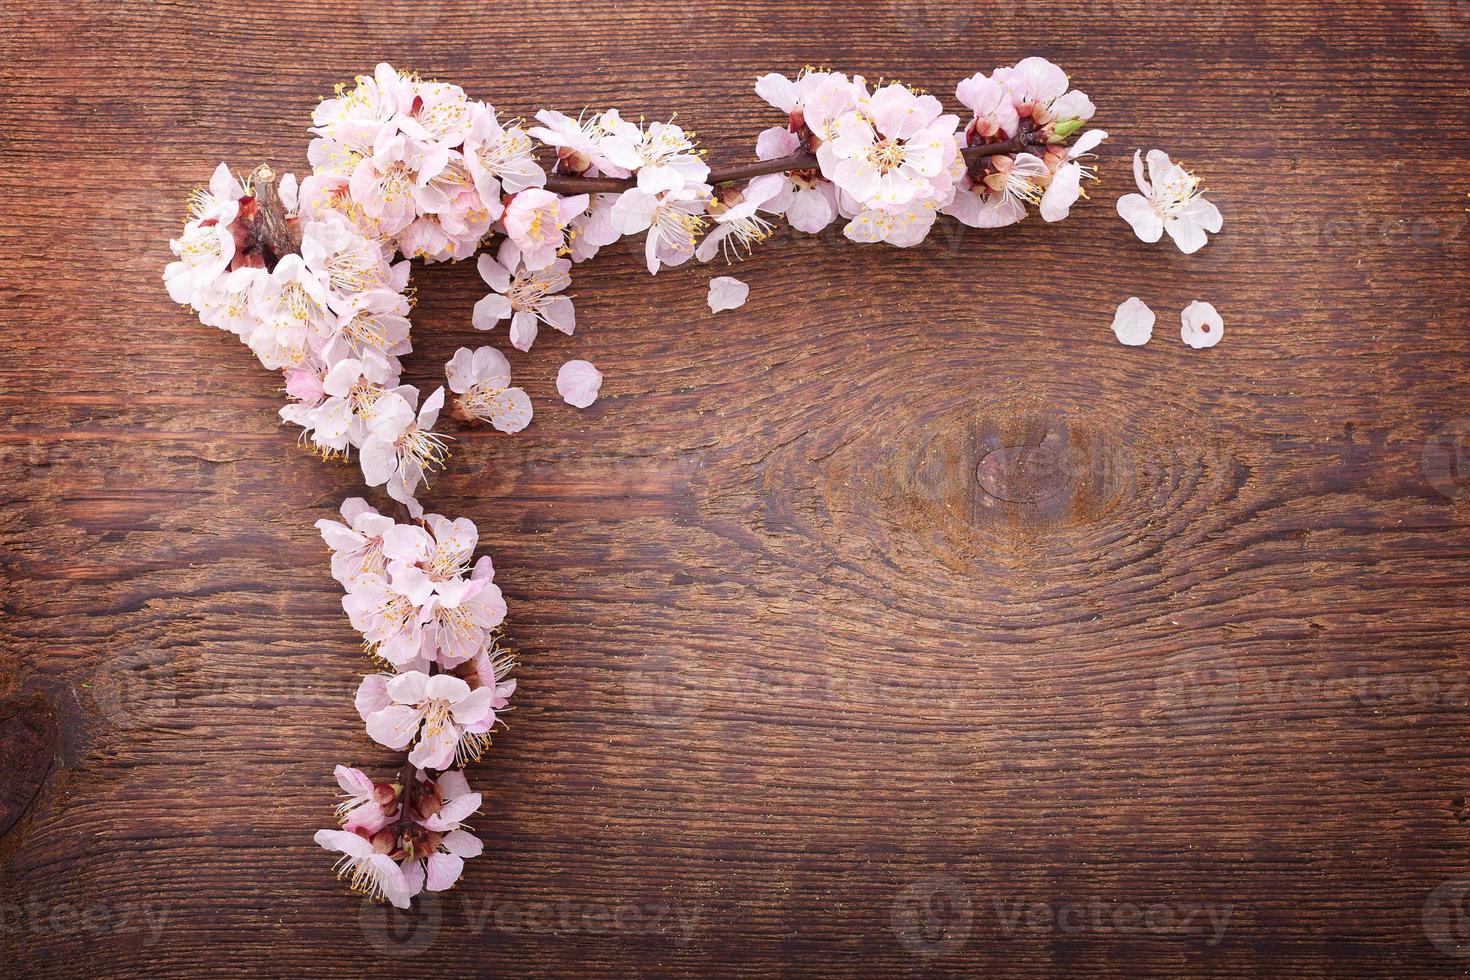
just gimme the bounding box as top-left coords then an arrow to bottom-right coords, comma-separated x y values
442,829 -> 484,858
476,252 -> 510,292
470,345 -> 512,389
1165,214 -> 1209,255
707,276 -> 749,313
444,347 -> 476,394
556,359 -> 603,409
1111,297 -> 1155,347
424,851 -> 465,891
1180,300 -> 1224,349
473,293 -> 513,330
487,387 -> 533,433
1116,194 -> 1164,243
509,311 -> 539,351
540,295 -> 575,335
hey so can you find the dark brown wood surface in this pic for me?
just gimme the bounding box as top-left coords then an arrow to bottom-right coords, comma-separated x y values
3,1 -> 1469,976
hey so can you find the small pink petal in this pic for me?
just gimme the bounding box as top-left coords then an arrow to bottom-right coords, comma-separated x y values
707,276 -> 748,313
556,359 -> 603,409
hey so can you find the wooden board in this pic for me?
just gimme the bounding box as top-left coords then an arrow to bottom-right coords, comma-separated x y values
2,0 -> 1469,975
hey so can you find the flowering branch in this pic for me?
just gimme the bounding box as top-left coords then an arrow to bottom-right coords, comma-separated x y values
542,131 -> 1039,195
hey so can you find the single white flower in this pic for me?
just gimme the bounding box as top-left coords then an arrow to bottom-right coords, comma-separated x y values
473,241 -> 574,352
695,174 -> 783,262
313,829 -> 414,908
445,346 -> 532,433
824,85 -> 960,211
1116,150 -> 1223,254
359,386 -> 449,517
528,109 -> 627,178
1039,129 -> 1107,223
556,359 -> 603,409
754,126 -> 840,234
707,276 -> 749,313
610,185 -> 709,275
360,671 -> 498,770
943,152 -> 1049,229
1180,301 -> 1224,349
1111,298 -> 1155,346
463,102 -> 545,211
843,198 -> 939,247
597,111 -> 710,195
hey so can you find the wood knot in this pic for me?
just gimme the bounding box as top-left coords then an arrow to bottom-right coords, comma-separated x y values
975,441 -> 1075,505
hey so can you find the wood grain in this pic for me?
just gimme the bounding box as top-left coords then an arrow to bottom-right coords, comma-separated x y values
2,0 -> 1470,976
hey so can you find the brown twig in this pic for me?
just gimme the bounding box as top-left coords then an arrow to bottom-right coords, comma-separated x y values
246,166 -> 302,260
543,132 -> 1036,194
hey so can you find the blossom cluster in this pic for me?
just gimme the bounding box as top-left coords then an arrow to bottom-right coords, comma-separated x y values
313,498 -> 515,906
749,60 -> 1106,245
166,60 -> 1105,519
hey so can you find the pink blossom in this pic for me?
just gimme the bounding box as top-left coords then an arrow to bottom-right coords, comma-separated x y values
359,386 -> 449,517
754,126 -> 839,234
596,111 -> 709,195
502,188 -> 588,271
464,103 -> 546,207
383,513 -> 478,585
823,84 -> 960,212
529,109 -> 628,178
446,346 -> 533,433
343,571 -> 429,667
418,557 -> 506,667
333,765 -> 401,834
473,242 -> 574,352
358,671 -> 498,770
696,175 -> 783,262
610,185 -> 709,275
313,828 -> 415,908
955,73 -> 1020,141
316,497 -> 395,587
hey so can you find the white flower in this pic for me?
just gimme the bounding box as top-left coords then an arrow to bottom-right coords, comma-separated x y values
463,102 -> 545,210
556,359 -> 603,408
445,346 -> 532,433
1180,301 -> 1224,349
1112,298 -> 1155,346
843,199 -> 939,247
992,57 -> 1095,129
823,85 -> 960,211
597,111 -> 710,195
316,497 -> 395,587
246,253 -> 334,369
695,174 -> 783,262
359,386 -> 449,517
501,188 -> 588,271
307,349 -> 395,451
164,218 -> 235,308
955,74 -> 1019,141
610,185 -> 709,275
943,152 -> 1049,229
358,671 -> 498,770
707,276 -> 749,313
1038,129 -> 1107,223
1116,150 -> 1223,254
528,109 -> 627,178
473,242 -> 574,352
313,829 -> 414,908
